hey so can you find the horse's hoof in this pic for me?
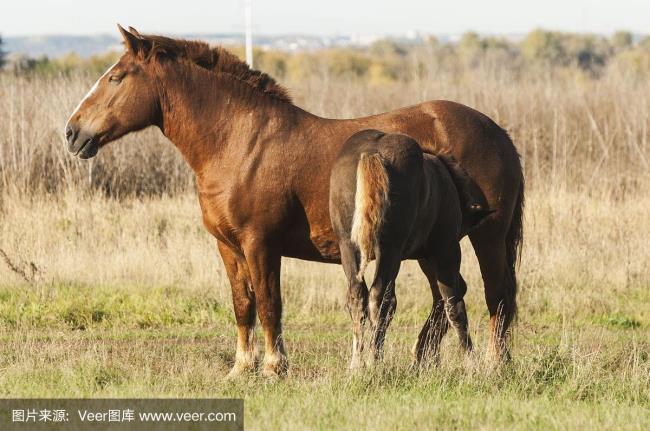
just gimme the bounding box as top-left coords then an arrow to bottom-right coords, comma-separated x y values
225,362 -> 255,380
225,369 -> 243,380
261,354 -> 288,379
261,364 -> 287,379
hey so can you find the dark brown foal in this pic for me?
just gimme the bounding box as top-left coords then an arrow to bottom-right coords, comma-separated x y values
329,130 -> 492,368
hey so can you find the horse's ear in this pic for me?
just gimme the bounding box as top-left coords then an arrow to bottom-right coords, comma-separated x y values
128,26 -> 142,38
117,24 -> 146,55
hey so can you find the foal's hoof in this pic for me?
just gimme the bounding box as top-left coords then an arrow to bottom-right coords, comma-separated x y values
364,353 -> 383,368
411,343 -> 441,369
348,353 -> 366,372
487,345 -> 512,364
411,354 -> 440,371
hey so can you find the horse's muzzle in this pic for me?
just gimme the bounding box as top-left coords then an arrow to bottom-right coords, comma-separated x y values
65,125 -> 99,159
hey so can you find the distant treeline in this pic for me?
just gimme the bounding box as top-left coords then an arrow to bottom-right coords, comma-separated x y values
0,35 -> 6,68
2,29 -> 650,82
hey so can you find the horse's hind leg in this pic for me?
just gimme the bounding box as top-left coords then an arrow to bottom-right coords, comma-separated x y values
469,232 -> 514,361
339,239 -> 369,370
435,242 -> 473,354
413,258 -> 449,364
367,250 -> 401,363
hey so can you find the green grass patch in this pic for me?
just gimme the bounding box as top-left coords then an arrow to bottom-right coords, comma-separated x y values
600,313 -> 642,329
0,283 -> 648,430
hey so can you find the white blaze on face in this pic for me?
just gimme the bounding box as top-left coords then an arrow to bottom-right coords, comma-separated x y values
65,61 -> 119,130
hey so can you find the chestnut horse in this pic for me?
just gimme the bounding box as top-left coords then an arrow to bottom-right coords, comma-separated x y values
65,26 -> 523,377
330,130 -> 493,368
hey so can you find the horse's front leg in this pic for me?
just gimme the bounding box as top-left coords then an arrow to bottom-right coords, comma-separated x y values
218,241 -> 258,378
243,239 -> 287,377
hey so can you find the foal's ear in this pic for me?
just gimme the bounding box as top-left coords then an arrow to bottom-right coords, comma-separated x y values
117,24 -> 147,55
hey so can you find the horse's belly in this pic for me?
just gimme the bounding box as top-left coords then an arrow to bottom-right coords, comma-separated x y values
281,236 -> 341,263
280,219 -> 341,263
309,227 -> 341,262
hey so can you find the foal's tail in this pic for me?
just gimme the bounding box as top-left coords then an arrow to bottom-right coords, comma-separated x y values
351,152 -> 390,281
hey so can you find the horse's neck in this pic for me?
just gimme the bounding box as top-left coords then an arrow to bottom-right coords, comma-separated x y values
157,65 -> 309,173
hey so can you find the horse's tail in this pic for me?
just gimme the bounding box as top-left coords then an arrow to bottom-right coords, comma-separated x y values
505,166 -> 524,318
350,152 -> 390,281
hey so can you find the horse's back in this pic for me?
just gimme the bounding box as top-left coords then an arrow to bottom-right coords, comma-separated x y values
352,99 -> 521,222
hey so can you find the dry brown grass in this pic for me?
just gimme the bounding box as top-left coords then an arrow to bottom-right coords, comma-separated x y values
1,56 -> 649,196
1,188 -> 648,321
0,73 -> 191,196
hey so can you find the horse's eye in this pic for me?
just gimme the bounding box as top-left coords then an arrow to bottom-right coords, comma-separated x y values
108,73 -> 124,84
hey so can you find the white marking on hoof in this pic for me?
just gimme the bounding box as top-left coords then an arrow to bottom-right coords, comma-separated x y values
261,351 -> 288,378
348,353 -> 365,371
226,362 -> 254,380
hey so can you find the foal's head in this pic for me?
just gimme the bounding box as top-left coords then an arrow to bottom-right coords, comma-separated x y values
65,25 -> 161,159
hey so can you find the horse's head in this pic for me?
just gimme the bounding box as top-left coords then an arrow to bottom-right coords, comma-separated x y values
65,25 -> 160,159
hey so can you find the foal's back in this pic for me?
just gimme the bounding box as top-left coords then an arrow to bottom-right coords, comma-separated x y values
329,129 -> 463,264
329,130 -> 424,260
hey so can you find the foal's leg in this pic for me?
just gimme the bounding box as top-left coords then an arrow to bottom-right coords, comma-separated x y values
218,241 -> 257,378
243,240 -> 287,377
340,240 -> 369,369
367,250 -> 401,363
435,242 -> 473,353
413,258 -> 449,364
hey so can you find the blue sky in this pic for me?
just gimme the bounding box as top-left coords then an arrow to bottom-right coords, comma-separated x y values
1,0 -> 648,36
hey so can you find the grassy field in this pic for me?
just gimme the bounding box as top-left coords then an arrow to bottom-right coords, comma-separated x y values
1,45 -> 650,429
0,190 -> 648,430
0,284 -> 647,430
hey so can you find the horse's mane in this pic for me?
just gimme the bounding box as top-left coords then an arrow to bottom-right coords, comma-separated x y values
133,33 -> 292,103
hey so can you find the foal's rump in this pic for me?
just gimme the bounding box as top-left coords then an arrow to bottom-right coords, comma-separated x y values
329,130 -> 425,277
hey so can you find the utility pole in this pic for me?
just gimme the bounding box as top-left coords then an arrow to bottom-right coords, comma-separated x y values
245,0 -> 253,67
